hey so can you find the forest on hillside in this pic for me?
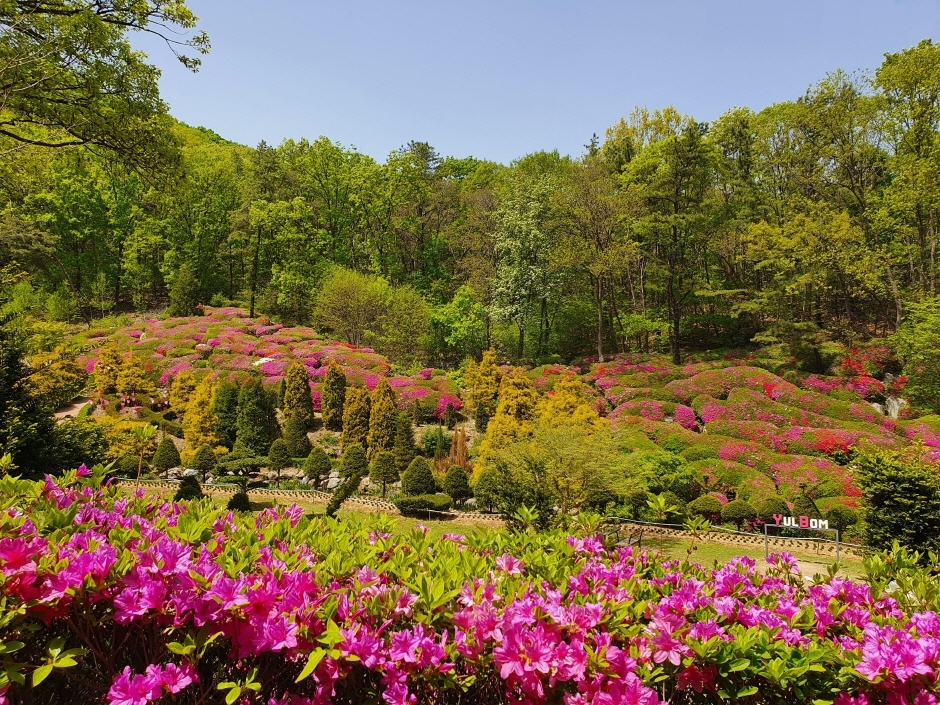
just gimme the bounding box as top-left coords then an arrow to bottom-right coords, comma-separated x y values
2,0 -> 940,381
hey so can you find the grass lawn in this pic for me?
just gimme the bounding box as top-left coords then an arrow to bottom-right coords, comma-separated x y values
132,485 -> 867,578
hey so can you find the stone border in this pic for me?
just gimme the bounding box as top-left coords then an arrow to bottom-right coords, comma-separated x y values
114,479 -> 502,521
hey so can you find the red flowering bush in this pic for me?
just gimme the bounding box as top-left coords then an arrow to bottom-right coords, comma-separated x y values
3,470 -> 940,705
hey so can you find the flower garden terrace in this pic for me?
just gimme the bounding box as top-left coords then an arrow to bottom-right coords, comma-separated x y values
72,311 -> 940,524
1,469 -> 940,705
77,307 -> 462,422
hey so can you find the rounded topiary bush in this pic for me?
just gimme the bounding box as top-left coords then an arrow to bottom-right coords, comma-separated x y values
826,505 -> 859,533
442,465 -> 472,505
304,447 -> 332,486
341,442 -> 368,478
687,494 -> 723,522
152,437 -> 181,475
401,457 -> 438,496
756,496 -> 790,524
721,499 -> 757,530
174,475 -> 204,502
227,491 -> 252,512
191,444 -> 217,480
792,494 -> 822,520
283,414 -> 312,458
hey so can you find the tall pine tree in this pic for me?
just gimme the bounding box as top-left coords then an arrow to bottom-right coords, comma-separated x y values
367,378 -> 397,460
321,363 -> 347,431
341,386 -> 371,451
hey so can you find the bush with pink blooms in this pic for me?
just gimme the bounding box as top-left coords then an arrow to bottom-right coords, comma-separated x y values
2,470 -> 940,705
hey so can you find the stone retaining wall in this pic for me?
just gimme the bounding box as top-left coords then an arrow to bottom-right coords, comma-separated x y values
610,523 -> 864,558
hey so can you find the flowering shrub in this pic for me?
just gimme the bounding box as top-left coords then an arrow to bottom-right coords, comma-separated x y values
609,400 -> 667,422
847,376 -> 886,400
435,393 -> 464,420
673,405 -> 697,431
3,470 -> 940,705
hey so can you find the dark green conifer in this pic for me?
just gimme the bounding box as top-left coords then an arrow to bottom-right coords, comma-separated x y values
401,457 -> 438,496
152,436 -> 181,475
443,465 -> 472,505
284,414 -> 312,457
370,450 -> 398,498
174,475 -> 204,502
212,380 -> 239,449
167,264 -> 201,317
340,442 -> 368,478
236,378 -> 275,457
192,444 -> 217,480
393,413 -> 415,474
303,446 -> 332,486
367,378 -> 397,460
268,438 -> 292,484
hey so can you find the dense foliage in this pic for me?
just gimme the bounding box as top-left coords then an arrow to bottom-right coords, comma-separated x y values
1,470 -> 940,704
2,41 -> 940,387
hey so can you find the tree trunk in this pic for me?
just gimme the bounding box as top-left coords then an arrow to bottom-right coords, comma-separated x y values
667,274 -> 681,365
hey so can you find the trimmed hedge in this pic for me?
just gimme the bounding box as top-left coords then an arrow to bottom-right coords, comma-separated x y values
393,494 -> 452,517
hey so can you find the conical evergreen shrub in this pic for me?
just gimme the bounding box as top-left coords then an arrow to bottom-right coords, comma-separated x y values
370,451 -> 398,498
191,444 -> 217,480
152,437 -> 181,475
211,380 -> 239,449
174,475 -> 204,502
283,360 -> 315,428
168,264 -> 201,317
321,363 -> 347,431
443,465 -> 472,505
340,442 -> 368,479
341,386 -> 370,451
367,378 -> 397,460
236,378 -> 275,457
227,491 -> 252,512
283,414 -> 312,457
303,447 -> 332,486
401,457 -> 438,496
393,413 -> 415,474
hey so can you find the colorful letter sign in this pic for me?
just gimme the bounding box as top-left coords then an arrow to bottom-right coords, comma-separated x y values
771,514 -> 829,530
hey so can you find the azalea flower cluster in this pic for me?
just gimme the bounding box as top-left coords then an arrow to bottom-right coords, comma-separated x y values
2,470 -> 940,705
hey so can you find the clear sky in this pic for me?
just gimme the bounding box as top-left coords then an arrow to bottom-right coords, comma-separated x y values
135,0 -> 940,163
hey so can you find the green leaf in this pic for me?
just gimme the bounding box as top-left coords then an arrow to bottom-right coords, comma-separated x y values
738,685 -> 759,697
32,663 -> 53,687
729,658 -> 751,672
225,686 -> 241,705
167,641 -> 192,656
0,641 -> 24,654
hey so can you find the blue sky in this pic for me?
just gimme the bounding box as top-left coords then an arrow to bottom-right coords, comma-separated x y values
136,1 -> 939,163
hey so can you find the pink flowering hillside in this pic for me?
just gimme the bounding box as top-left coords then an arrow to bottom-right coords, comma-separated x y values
78,307 -> 461,420
580,351 -> 934,514
2,469 -> 940,704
